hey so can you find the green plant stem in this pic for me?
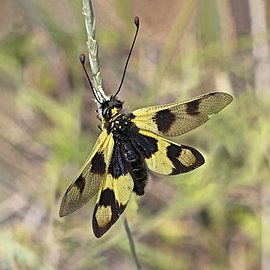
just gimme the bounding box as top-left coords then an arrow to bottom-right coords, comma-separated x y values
81,0 -> 109,105
122,214 -> 142,270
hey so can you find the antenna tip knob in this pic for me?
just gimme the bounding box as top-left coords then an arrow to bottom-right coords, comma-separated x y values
134,16 -> 139,27
79,54 -> 85,64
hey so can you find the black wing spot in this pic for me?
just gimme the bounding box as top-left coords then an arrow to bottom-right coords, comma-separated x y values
99,188 -> 116,207
92,188 -> 126,238
153,109 -> 176,133
186,100 -> 201,115
167,144 -> 204,174
91,152 -> 106,175
73,174 -> 86,194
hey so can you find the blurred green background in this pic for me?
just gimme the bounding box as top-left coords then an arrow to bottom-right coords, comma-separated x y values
1,0 -> 270,269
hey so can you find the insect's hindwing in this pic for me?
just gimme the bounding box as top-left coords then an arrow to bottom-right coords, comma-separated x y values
135,129 -> 205,175
130,92 -> 233,137
92,169 -> 134,237
59,131 -> 113,217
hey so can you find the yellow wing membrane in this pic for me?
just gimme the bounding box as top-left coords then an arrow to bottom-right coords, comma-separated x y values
131,92 -> 233,137
59,131 -> 114,217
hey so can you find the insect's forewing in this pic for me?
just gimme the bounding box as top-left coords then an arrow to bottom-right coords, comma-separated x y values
59,131 -> 113,217
92,171 -> 134,238
131,92 -> 233,137
134,129 -> 205,175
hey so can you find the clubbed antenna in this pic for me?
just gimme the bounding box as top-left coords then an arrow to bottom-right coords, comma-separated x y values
79,54 -> 102,104
113,16 -> 140,97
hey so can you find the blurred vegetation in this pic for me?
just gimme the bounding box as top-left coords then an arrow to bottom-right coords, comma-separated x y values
0,0 -> 270,270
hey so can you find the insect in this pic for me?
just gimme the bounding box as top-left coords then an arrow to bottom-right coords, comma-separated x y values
59,17 -> 233,238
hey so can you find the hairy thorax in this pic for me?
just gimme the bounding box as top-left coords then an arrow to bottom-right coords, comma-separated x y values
108,114 -> 130,135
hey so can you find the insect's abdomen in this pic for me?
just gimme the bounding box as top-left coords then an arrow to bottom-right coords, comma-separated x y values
121,140 -> 147,196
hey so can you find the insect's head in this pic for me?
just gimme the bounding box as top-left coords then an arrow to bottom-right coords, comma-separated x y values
101,96 -> 123,120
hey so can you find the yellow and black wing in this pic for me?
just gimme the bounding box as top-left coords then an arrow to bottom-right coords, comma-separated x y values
92,139 -> 135,237
130,92 -> 233,137
92,142 -> 134,237
59,131 -> 114,217
59,129 -> 134,237
131,129 -> 205,175
92,172 -> 134,238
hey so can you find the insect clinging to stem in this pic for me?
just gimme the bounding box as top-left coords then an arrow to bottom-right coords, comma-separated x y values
59,16 -> 233,238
